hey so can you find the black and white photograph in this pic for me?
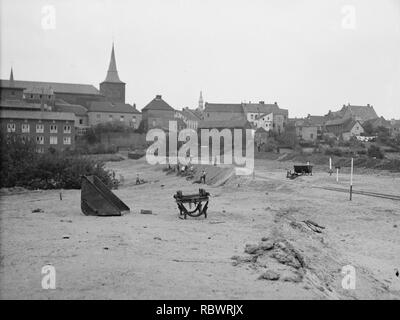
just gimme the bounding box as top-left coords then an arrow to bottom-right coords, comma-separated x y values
0,0 -> 399,305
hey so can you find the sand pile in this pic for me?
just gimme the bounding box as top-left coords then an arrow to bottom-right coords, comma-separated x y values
231,237 -> 306,283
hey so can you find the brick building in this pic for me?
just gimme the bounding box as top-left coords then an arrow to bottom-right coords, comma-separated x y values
0,109 -> 75,152
0,43 -> 141,137
141,95 -> 175,131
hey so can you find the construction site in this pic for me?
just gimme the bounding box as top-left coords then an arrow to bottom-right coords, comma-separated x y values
0,155 -> 399,299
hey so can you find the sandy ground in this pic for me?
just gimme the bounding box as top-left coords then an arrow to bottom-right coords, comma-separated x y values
0,157 -> 399,299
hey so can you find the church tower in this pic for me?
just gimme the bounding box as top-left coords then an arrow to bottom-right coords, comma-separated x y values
198,90 -> 204,111
100,43 -> 125,103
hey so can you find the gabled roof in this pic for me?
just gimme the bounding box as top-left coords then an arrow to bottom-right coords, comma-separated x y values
88,101 -> 141,114
204,103 -> 244,113
326,117 -> 362,132
198,119 -> 252,129
342,104 -> 378,121
343,119 -> 363,132
142,95 -> 174,111
0,79 -> 101,95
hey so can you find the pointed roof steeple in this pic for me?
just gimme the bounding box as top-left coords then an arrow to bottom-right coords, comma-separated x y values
10,67 -> 14,82
103,43 -> 124,83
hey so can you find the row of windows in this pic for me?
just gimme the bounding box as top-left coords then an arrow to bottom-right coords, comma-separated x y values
34,136 -> 71,145
96,114 -> 137,122
6,123 -> 71,134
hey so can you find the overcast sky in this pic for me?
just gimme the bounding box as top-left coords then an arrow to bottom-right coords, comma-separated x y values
1,0 -> 399,118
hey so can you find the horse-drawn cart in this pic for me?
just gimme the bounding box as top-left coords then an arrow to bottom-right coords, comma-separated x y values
287,164 -> 313,179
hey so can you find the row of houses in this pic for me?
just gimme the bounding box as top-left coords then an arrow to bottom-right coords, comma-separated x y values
1,44 -> 398,152
294,104 -> 399,142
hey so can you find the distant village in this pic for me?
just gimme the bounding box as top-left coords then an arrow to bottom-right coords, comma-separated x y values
1,44 -> 399,153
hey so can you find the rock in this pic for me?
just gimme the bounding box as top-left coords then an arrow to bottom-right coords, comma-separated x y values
154,237 -> 162,241
244,244 -> 259,254
394,224 -> 397,228
271,251 -> 301,269
140,209 -> 152,214
258,270 -> 280,281
261,237 -> 269,241
281,270 -> 303,283
62,235 -> 70,239
258,240 -> 274,251
32,208 -> 44,213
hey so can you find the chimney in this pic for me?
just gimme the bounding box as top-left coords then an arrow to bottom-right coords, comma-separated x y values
259,101 -> 264,104
367,104 -> 371,107
155,95 -> 162,100
274,102 -> 278,105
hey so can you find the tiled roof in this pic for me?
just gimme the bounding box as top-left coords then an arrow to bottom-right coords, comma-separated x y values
204,103 -> 244,113
198,119 -> 252,129
325,118 -> 348,126
0,99 -> 41,110
343,119 -> 362,132
87,101 -> 141,114
180,108 -> 202,121
142,95 -> 174,111
364,117 -> 391,129
343,104 -> 378,121
0,79 -> 101,95
0,109 -> 75,121
326,117 -> 362,132
55,103 -> 88,116
242,103 -> 279,114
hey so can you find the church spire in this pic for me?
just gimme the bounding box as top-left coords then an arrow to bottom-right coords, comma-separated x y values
10,67 -> 14,82
103,43 -> 123,83
198,90 -> 204,110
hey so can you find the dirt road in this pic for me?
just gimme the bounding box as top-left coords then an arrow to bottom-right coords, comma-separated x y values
0,158 -> 399,299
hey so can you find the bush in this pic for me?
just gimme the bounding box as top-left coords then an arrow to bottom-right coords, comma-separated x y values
0,133 -> 113,189
324,147 -> 343,157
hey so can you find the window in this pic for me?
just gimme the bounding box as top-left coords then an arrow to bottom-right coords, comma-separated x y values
7,123 -> 16,132
63,137 -> 71,145
50,125 -> 57,133
11,91 -> 15,96
310,133 -> 314,139
22,124 -> 30,133
251,114 -> 254,120
36,147 -> 45,153
30,94 -> 33,99
64,125 -> 71,133
79,119 -> 83,125
120,115 -> 124,122
36,136 -> 44,144
50,136 -> 58,145
152,120 -> 156,127
36,124 -> 44,133
132,116 -> 137,122
109,115 -> 113,121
